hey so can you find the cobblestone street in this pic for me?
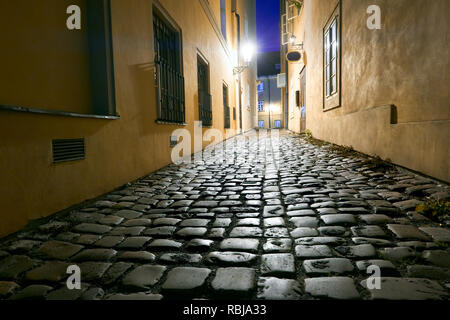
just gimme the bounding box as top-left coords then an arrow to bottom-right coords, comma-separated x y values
0,130 -> 449,300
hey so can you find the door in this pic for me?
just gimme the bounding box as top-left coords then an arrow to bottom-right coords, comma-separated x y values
274,120 -> 281,128
258,120 -> 264,128
299,67 -> 306,133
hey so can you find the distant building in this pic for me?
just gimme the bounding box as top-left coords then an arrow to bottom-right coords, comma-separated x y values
257,51 -> 283,129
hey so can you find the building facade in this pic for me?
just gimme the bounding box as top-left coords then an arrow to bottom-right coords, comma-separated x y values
257,51 -> 283,129
0,0 -> 257,237
282,0 -> 449,182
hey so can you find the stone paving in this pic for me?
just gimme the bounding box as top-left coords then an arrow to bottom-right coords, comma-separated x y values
0,130 -> 449,300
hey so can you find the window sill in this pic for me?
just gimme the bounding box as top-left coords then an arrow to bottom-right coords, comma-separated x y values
0,104 -> 120,120
323,105 -> 341,112
155,120 -> 187,126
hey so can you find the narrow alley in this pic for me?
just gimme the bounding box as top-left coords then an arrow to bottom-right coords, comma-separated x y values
1,130 -> 448,300
0,0 -> 449,308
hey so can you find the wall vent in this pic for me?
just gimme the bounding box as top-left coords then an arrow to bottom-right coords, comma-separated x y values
52,139 -> 85,163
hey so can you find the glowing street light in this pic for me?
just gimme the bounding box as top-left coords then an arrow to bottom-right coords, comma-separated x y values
233,41 -> 256,75
242,42 -> 255,64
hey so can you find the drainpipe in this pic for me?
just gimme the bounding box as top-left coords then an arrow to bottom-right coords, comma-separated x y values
285,55 -> 289,129
233,8 -> 243,134
268,76 -> 272,129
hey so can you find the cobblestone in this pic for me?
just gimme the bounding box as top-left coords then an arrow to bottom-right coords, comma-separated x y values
261,253 -> 295,277
303,258 -> 354,275
38,241 -> 84,260
71,249 -> 117,262
361,277 -> 448,300
25,261 -> 70,282
122,265 -> 166,290
257,277 -> 301,300
211,267 -> 256,296
162,267 -> 211,295
0,255 -> 36,279
205,252 -> 257,266
0,130 -> 448,300
0,281 -> 19,298
406,265 -> 450,280
387,224 -> 431,241
295,245 -> 333,258
220,238 -> 259,252
10,284 -> 53,300
118,251 -> 155,262
305,277 -> 360,299
263,238 -> 292,252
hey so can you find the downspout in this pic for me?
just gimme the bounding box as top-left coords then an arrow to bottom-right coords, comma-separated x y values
233,9 -> 243,133
268,76 -> 272,129
285,53 -> 289,129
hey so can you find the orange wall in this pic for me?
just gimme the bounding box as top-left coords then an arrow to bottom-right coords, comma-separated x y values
0,0 -> 92,114
0,0 -> 257,237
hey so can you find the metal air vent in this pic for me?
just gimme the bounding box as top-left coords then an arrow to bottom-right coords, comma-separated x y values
52,139 -> 85,163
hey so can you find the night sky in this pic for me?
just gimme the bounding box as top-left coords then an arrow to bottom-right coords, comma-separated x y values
256,0 -> 281,53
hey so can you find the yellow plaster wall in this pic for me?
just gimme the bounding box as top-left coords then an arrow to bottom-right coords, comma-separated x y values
0,0 -> 256,237
287,0 -> 450,181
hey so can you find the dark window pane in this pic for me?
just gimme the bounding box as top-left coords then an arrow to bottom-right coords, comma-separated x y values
223,85 -> 230,128
153,12 -> 185,123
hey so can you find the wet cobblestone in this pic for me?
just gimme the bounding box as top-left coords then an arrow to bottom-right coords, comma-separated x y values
0,130 -> 448,300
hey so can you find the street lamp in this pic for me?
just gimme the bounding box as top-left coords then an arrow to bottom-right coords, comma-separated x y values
289,35 -> 303,49
233,41 -> 256,75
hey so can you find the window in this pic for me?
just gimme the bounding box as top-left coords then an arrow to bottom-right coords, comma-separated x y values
257,82 -> 264,93
274,120 -> 281,128
223,84 -> 230,128
258,100 -> 264,112
323,3 -> 341,110
325,19 -> 337,97
153,9 -> 185,123
275,64 -> 281,70
220,0 -> 227,40
258,120 -> 264,128
0,1 -> 116,117
197,55 -> 212,126
233,107 -> 236,120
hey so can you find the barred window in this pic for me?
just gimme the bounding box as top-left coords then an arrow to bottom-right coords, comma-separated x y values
324,18 -> 338,98
153,10 -> 185,123
323,3 -> 341,110
197,55 -> 212,126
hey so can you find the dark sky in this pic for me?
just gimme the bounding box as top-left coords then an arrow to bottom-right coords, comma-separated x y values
256,0 -> 281,53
